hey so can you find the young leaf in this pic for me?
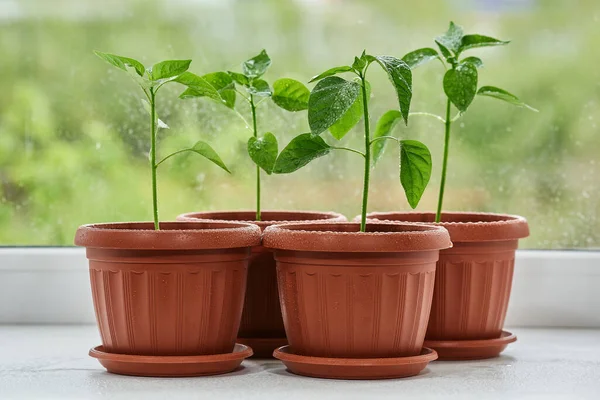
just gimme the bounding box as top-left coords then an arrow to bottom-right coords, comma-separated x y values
329,79 -> 371,140
399,140 -> 432,209
93,51 -> 145,77
308,76 -> 361,135
308,66 -> 354,83
459,35 -> 509,53
402,48 -> 440,69
242,49 -> 271,79
373,56 -> 412,124
273,133 -> 331,174
176,72 -> 226,106
150,59 -> 191,81
435,40 -> 454,62
352,56 -> 367,72
372,110 -> 403,165
272,78 -> 310,111
189,141 -> 230,173
248,79 -> 272,97
140,99 -> 170,129
477,86 -> 538,111
202,72 -> 236,108
247,132 -> 278,174
228,71 -> 250,86
462,56 -> 484,68
435,21 -> 464,54
443,62 -> 478,112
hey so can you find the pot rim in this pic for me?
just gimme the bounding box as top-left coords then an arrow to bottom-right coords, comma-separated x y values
176,210 -> 346,229
74,221 -> 261,250
364,211 -> 529,242
262,221 -> 452,252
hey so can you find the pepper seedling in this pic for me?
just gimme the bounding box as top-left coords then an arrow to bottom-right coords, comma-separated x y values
178,50 -> 310,221
273,51 -> 433,232
401,22 -> 538,222
94,51 -> 230,230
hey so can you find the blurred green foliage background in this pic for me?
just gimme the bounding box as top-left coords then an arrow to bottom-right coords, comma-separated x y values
0,0 -> 598,248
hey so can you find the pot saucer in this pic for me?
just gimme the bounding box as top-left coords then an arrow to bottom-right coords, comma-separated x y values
273,346 -> 437,380
237,337 -> 288,358
424,330 -> 516,360
89,343 -> 253,377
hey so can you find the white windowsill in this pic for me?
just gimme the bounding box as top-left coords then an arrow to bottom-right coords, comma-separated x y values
1,248 -> 598,327
0,325 -> 598,399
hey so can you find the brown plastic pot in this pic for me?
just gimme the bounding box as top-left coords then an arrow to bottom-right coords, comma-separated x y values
176,210 -> 346,357
365,212 -> 529,343
262,221 -> 452,359
74,221 -> 261,357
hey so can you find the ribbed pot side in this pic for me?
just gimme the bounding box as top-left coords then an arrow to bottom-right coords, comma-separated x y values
176,211 -> 346,343
263,222 -> 452,358
75,221 -> 261,356
365,212 -> 529,341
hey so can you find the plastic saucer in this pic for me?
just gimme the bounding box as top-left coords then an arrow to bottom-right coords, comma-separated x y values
89,343 -> 253,377
424,330 -> 516,360
237,337 -> 288,358
273,346 -> 437,380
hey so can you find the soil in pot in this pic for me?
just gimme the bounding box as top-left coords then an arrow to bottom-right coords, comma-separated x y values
365,212 -> 529,359
74,221 -> 261,376
176,210 -> 346,357
263,221 -> 451,379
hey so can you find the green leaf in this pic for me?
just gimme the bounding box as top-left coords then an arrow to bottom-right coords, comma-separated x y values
329,79 -> 370,140
435,40 -> 454,62
228,71 -> 250,86
242,49 -> 271,79
247,133 -> 278,174
462,56 -> 484,68
93,51 -> 145,77
443,62 -> 478,112
308,66 -> 354,83
436,21 -> 464,54
248,79 -> 272,97
373,56 -> 412,124
352,56 -> 367,72
190,141 -> 230,173
402,48 -> 440,69
372,110 -> 403,165
308,76 -> 361,135
477,86 -> 538,111
273,133 -> 331,174
202,72 -> 236,109
272,78 -> 310,111
459,35 -> 509,53
399,140 -> 432,209
150,59 -> 191,81
176,72 -> 229,107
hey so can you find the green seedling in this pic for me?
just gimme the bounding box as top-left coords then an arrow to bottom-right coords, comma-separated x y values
273,51 -> 433,232
179,50 -> 310,221
94,51 -> 230,230
401,22 -> 538,222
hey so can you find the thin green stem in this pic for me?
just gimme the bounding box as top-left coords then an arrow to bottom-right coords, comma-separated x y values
150,88 -> 159,230
331,146 -> 365,158
155,148 -> 190,167
359,72 -> 371,232
250,94 -> 261,221
436,98 -> 452,223
451,112 -> 463,122
233,108 -> 253,131
369,135 -> 400,145
409,112 -> 445,123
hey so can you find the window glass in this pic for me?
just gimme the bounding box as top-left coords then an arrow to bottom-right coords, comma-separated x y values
0,0 -> 598,248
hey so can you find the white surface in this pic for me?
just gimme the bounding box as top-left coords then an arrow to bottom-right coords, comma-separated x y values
0,326 -> 598,400
2,248 -> 600,327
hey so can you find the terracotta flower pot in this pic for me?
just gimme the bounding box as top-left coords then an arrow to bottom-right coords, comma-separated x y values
176,211 -> 346,357
365,212 -> 529,345
74,221 -> 261,357
262,221 -> 452,359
